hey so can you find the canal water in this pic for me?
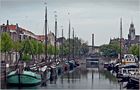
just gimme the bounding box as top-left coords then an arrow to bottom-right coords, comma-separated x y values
7,66 -> 125,90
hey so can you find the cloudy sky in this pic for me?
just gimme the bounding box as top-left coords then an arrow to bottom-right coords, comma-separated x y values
0,0 -> 140,46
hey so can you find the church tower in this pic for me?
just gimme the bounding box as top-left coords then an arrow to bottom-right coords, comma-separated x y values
128,22 -> 135,40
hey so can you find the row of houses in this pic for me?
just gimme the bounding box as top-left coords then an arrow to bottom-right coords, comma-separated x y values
0,20 -> 65,46
0,20 -> 66,63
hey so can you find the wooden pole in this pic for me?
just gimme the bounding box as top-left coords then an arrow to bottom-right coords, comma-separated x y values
54,13 -> 57,63
45,6 -> 48,63
68,19 -> 71,61
72,28 -> 74,60
120,18 -> 122,63
61,27 -> 64,62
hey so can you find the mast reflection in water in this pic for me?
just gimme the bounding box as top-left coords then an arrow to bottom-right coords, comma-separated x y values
7,67 -> 123,89
45,67 -> 121,89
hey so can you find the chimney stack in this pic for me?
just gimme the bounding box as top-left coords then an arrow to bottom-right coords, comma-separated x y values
7,20 -> 9,25
92,34 -> 94,50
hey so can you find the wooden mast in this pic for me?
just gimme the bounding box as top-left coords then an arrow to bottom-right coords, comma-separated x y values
68,17 -> 71,61
45,6 -> 48,63
72,27 -> 74,60
54,12 -> 57,63
120,18 -> 122,63
61,26 -> 64,61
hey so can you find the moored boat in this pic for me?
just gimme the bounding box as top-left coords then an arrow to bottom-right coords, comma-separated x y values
63,62 -> 69,72
117,64 -> 138,82
7,70 -> 41,86
50,65 -> 58,80
122,54 -> 137,65
56,64 -> 63,75
39,65 -> 51,80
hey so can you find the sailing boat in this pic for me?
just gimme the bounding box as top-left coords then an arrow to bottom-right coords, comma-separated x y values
7,70 -> 41,86
49,12 -> 58,80
6,6 -> 50,86
66,20 -> 75,71
7,24 -> 41,86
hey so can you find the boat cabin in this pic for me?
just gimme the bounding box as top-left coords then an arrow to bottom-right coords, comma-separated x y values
122,54 -> 136,65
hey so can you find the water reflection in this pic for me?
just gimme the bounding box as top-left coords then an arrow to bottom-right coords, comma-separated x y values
7,67 -> 122,89
46,67 -> 121,89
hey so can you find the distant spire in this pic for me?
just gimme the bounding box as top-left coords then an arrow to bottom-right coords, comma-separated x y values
130,21 -> 134,27
131,21 -> 133,24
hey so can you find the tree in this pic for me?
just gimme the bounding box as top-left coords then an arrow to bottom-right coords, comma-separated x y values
37,42 -> 44,60
100,43 -> 120,57
21,39 -> 33,62
129,44 -> 139,58
1,32 -> 13,62
47,44 -> 54,55
30,39 -> 38,62
13,41 -> 22,61
63,47 -> 69,56
80,42 -> 89,55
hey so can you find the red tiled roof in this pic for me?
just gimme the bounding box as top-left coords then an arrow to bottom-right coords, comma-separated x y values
6,25 -> 35,36
7,25 -> 16,30
1,24 -> 45,41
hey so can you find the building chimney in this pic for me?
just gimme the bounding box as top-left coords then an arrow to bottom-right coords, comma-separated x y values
7,20 -> 9,25
92,34 -> 94,50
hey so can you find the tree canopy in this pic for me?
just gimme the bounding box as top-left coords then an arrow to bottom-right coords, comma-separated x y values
129,44 -> 139,58
1,32 -> 13,53
100,44 -> 120,57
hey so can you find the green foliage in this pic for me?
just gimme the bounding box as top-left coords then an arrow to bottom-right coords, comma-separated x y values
63,47 -> 69,55
37,42 -> 44,54
22,53 -> 31,61
61,37 -> 88,56
1,32 -> 13,52
47,44 -> 59,55
13,41 -> 22,52
21,39 -> 33,54
30,39 -> 38,55
100,43 -> 120,57
47,44 -> 54,55
80,42 -> 89,55
129,45 -> 139,57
